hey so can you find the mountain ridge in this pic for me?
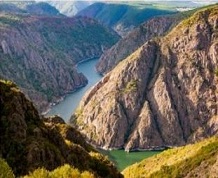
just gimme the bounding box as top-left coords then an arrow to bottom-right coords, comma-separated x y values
0,79 -> 122,177
96,6 -> 208,75
96,15 -> 179,75
72,4 -> 218,151
77,2 -> 177,36
0,13 -> 119,112
0,1 -> 62,16
48,1 -> 93,17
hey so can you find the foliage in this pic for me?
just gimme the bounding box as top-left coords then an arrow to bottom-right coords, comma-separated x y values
23,164 -> 94,178
0,14 -> 22,26
123,137 -> 218,178
0,79 -> 19,92
215,68 -> 218,77
122,79 -> 137,93
89,152 -> 119,178
179,4 -> 218,27
0,13 -> 119,112
0,158 -> 15,178
78,2 -> 176,29
0,80 -> 121,177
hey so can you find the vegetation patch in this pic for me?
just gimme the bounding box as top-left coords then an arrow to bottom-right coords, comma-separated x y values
0,158 -> 15,178
122,79 -> 138,93
123,137 -> 218,178
215,68 -> 218,77
23,164 -> 95,178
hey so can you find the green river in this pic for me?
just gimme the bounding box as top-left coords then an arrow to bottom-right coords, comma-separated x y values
47,58 -> 161,170
101,149 -> 161,171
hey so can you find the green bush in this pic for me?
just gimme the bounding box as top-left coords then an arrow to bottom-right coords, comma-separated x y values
215,68 -> 218,77
122,79 -> 138,93
0,158 -> 15,178
23,164 -> 95,178
23,168 -> 49,178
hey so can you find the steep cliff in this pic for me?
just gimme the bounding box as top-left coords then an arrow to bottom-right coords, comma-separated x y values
72,5 -> 218,151
123,136 -> 218,178
77,2 -> 176,37
96,16 -> 178,75
0,80 -> 122,178
0,13 -> 119,112
96,9 -> 200,75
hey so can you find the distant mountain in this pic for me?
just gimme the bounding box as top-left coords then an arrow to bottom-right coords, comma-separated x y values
0,3 -> 25,14
0,80 -> 122,177
72,4 -> 218,151
0,13 -> 119,112
77,2 -> 177,36
25,2 -> 61,16
193,0 -> 218,5
123,136 -> 218,178
48,1 -> 93,17
0,1 -> 62,16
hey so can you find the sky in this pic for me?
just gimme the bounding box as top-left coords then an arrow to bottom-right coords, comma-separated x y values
1,0 -> 218,4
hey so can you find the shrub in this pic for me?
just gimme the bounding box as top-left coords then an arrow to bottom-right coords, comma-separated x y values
215,68 -> 218,77
0,158 -> 15,178
23,164 -> 95,178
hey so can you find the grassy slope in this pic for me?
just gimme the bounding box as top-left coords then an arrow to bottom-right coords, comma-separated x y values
123,137 -> 218,178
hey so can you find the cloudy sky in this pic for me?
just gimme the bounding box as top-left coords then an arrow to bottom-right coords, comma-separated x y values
3,0 -> 218,3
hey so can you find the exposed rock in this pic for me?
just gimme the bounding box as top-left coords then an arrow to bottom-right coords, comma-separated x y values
0,13 -> 119,112
72,5 -> 218,151
0,80 -> 122,177
96,9 -> 201,75
96,16 -> 179,75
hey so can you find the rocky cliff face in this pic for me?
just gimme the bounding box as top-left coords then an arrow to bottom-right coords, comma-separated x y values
96,16 -> 180,75
0,80 -> 122,177
0,13 -> 119,112
72,5 -> 218,151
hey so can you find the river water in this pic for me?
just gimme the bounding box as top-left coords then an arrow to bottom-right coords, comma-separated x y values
47,58 -> 161,170
46,58 -> 102,122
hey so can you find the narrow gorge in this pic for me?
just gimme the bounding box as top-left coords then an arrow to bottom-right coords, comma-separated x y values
72,5 -> 218,151
1,1 -> 218,177
0,13 -> 119,112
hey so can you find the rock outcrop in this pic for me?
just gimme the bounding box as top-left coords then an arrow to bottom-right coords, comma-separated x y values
72,5 -> 218,151
0,13 -> 119,112
96,9 -> 199,75
0,80 -> 122,178
96,16 -> 179,75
